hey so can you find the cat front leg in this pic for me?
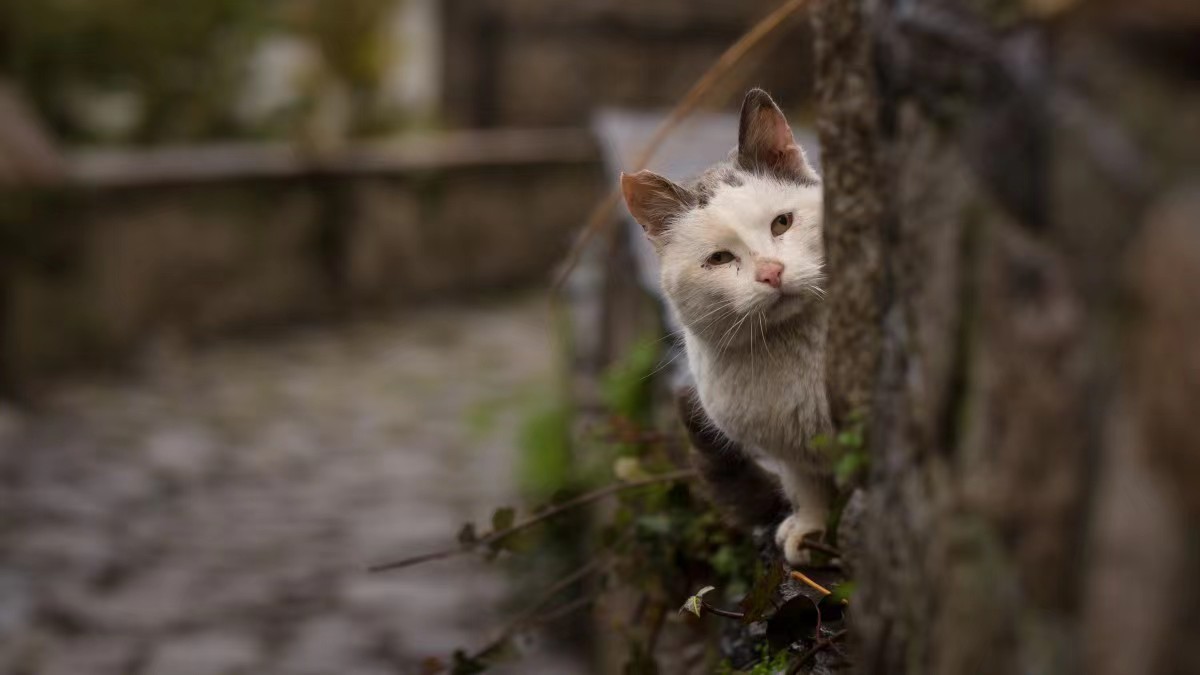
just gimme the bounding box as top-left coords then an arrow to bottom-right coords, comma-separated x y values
774,458 -> 834,566
676,387 -> 791,529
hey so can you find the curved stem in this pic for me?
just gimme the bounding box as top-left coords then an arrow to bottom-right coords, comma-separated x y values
368,469 -> 696,572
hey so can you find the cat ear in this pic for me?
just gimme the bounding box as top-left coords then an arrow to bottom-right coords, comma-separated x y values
620,170 -> 696,242
737,88 -> 820,185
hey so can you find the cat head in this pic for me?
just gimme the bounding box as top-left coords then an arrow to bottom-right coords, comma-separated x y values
620,89 -> 823,342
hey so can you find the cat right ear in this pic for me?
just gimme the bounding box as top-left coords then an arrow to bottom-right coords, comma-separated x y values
737,88 -> 820,185
620,170 -> 695,243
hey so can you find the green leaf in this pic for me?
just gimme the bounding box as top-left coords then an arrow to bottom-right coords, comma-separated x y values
492,528 -> 536,554
679,585 -> 717,617
516,402 -> 572,499
836,428 -> 863,449
739,642 -> 792,674
829,580 -> 857,605
490,507 -> 516,533
600,337 -> 660,418
835,452 -> 868,485
635,514 -> 672,535
709,545 -> 741,578
613,456 -> 651,482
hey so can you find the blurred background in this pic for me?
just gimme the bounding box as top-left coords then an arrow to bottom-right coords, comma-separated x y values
10,2 -> 1196,674
0,1 -> 815,674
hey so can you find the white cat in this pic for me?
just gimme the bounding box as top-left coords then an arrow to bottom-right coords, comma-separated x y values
621,89 -> 832,565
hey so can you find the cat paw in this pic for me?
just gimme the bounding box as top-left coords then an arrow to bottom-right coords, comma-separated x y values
775,512 -> 826,567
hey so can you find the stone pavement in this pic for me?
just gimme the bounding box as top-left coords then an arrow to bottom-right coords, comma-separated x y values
0,293 -> 584,674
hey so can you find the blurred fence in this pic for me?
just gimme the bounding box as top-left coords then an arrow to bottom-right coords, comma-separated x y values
440,0 -> 813,128
0,130 -> 602,385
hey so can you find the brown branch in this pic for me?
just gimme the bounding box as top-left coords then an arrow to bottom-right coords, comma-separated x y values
467,528 -> 642,663
532,593 -> 597,626
700,601 -> 747,620
789,629 -> 848,674
800,536 -> 843,558
551,0 -> 812,289
789,570 -> 832,597
368,469 -> 696,572
471,554 -> 614,659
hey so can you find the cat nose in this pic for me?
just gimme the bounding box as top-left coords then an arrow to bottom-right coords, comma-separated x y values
755,261 -> 784,288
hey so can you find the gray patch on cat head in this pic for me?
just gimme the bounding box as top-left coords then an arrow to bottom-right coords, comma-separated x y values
690,161 -> 748,208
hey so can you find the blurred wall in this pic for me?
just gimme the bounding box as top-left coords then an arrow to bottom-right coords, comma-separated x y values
440,0 -> 815,128
0,131 -> 601,385
0,0 -> 816,392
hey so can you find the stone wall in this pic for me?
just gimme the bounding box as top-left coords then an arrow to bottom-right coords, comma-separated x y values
440,0 -> 815,128
813,1 -> 1200,673
0,131 -> 603,386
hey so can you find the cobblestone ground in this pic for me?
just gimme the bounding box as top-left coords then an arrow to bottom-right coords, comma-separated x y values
0,294 -> 584,675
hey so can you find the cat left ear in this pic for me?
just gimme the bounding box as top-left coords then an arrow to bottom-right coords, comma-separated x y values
621,170 -> 696,243
737,88 -> 820,185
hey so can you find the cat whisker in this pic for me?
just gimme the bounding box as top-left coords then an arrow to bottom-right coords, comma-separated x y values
758,312 -> 775,362
716,312 -> 753,360
750,309 -> 756,373
647,301 -> 741,380
687,299 -> 738,328
713,313 -> 744,358
642,346 -> 686,382
690,304 -> 741,341
654,328 -> 687,346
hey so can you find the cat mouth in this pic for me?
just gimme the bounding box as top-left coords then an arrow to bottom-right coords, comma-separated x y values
761,289 -> 816,320
757,292 -> 795,316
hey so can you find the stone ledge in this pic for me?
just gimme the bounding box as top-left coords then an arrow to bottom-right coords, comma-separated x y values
65,128 -> 599,188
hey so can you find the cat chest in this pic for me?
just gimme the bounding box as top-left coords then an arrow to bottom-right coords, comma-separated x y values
694,370 -> 818,453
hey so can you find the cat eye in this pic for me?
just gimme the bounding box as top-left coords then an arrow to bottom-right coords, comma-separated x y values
771,212 -> 794,236
706,251 -> 736,266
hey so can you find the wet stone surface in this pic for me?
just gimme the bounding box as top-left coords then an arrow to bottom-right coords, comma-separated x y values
0,294 -> 583,674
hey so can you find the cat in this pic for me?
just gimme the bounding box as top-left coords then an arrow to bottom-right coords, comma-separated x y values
620,88 -> 832,565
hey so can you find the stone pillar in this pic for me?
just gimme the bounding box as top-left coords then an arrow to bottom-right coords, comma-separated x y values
812,1 -> 1200,672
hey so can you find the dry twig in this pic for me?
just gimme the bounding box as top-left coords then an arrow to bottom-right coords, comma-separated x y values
789,629 -> 849,674
368,469 -> 696,572
800,536 -> 843,558
790,570 -> 833,597
469,554 -> 614,659
699,602 -> 747,620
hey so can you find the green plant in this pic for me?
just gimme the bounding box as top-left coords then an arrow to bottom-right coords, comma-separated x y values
716,642 -> 792,675
810,409 -> 870,492
0,0 -> 410,143
516,400 -> 573,499
1,0 -> 272,143
373,346 -> 868,674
